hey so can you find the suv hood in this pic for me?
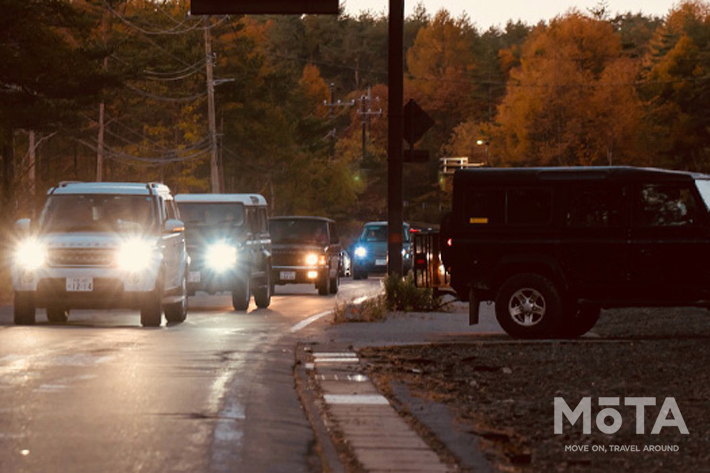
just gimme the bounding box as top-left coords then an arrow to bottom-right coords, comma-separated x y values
40,232 -> 134,249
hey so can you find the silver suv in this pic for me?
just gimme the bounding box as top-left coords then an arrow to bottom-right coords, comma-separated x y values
11,182 -> 189,327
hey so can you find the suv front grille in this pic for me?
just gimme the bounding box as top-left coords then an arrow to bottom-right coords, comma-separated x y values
48,248 -> 115,267
272,249 -> 307,267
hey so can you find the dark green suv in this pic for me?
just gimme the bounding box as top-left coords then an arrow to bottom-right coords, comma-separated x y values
443,166 -> 710,339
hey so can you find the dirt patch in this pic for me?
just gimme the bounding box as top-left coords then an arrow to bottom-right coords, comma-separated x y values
359,307 -> 710,472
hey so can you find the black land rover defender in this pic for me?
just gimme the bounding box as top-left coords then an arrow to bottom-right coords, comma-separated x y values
442,166 -> 710,339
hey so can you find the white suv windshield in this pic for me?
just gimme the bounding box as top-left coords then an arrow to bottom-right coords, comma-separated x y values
696,179 -> 710,211
40,194 -> 156,233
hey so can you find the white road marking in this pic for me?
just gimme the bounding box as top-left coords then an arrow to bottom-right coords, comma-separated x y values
289,310 -> 332,333
323,394 -> 389,405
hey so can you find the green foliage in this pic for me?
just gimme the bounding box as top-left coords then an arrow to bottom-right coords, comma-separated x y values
384,273 -> 443,312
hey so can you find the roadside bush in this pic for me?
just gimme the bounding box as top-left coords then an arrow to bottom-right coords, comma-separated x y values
384,273 -> 443,312
333,295 -> 387,323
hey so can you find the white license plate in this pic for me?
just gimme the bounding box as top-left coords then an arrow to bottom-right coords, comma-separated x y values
188,271 -> 201,283
66,277 -> 94,292
280,271 -> 296,281
375,259 -> 387,266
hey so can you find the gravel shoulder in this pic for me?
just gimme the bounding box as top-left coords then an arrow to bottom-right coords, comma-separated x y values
358,307 -> 710,472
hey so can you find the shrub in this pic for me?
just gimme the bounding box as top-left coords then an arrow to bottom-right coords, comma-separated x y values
384,272 -> 443,312
333,294 -> 387,323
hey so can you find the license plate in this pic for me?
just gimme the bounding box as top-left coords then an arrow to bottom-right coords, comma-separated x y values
280,271 -> 296,281
375,259 -> 387,266
188,271 -> 201,283
66,277 -> 94,292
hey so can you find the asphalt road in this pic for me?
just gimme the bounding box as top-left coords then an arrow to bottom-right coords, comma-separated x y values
0,278 -> 382,473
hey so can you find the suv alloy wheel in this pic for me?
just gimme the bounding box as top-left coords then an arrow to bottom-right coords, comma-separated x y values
495,273 -> 563,339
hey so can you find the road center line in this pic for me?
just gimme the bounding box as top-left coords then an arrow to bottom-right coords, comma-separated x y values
289,310 -> 332,333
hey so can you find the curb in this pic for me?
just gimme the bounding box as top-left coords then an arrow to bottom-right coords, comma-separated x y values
295,343 -> 346,473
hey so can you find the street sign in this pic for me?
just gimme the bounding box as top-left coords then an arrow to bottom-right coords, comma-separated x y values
403,99 -> 434,146
190,0 -> 339,15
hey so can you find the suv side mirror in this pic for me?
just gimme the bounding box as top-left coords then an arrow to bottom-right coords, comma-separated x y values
164,219 -> 185,233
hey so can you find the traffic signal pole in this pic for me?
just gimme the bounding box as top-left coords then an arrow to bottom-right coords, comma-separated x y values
387,0 -> 404,277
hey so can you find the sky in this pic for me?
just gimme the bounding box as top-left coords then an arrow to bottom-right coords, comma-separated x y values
342,0 -> 680,30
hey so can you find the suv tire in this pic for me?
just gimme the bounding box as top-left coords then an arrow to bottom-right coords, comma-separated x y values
165,275 -> 188,324
14,292 -> 36,325
495,273 -> 562,339
47,306 -> 69,323
141,288 -> 163,327
329,270 -> 339,294
253,270 -> 271,309
318,272 -> 331,296
232,276 -> 251,311
557,305 -> 601,338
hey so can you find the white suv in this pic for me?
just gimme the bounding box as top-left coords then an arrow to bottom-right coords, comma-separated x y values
12,182 -> 189,327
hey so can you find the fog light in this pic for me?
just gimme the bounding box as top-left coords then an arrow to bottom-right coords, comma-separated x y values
307,271 -> 318,279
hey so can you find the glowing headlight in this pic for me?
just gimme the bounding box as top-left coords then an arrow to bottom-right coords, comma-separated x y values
206,242 -> 237,272
305,253 -> 326,266
354,246 -> 367,258
305,253 -> 319,266
15,240 -> 46,270
116,238 -> 155,272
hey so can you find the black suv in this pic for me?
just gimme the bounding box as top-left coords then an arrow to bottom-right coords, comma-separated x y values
442,166 -> 710,339
175,194 -> 272,311
269,216 -> 341,295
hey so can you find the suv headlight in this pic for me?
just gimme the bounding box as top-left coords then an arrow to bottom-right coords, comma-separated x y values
354,246 -> 367,258
116,238 -> 155,272
15,239 -> 46,270
305,253 -> 326,266
206,242 -> 237,272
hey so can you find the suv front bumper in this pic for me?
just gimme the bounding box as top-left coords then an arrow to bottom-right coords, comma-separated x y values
13,266 -> 161,309
272,266 -> 327,285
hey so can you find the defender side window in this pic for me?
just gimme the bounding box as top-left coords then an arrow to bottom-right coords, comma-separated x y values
257,208 -> 268,234
506,189 -> 552,225
464,189 -> 505,225
464,189 -> 551,226
165,198 -> 177,220
565,188 -> 624,228
635,184 -> 699,227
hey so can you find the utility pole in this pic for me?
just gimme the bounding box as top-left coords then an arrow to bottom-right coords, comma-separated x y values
204,17 -> 220,193
388,0 -> 404,277
323,83 -> 354,160
96,3 -> 108,182
358,87 -> 381,161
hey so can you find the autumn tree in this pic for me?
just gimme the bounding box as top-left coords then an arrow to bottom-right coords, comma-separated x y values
493,11 -> 646,166
640,0 -> 710,171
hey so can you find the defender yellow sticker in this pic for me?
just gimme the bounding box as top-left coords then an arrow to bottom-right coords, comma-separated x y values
469,217 -> 488,224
